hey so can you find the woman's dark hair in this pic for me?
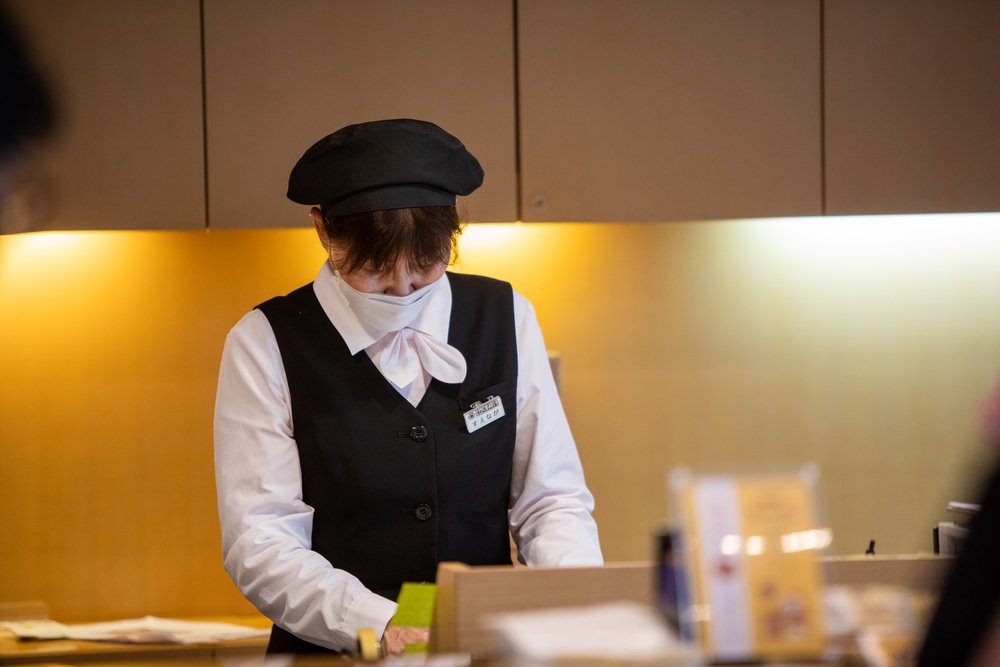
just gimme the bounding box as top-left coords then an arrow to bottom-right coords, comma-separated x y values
319,204 -> 465,274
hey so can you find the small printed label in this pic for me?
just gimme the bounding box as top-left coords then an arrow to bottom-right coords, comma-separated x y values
463,395 -> 505,434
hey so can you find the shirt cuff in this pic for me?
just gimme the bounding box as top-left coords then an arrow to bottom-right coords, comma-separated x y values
342,590 -> 399,641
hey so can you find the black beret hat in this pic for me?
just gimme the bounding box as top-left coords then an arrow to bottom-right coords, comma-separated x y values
287,118 -> 484,216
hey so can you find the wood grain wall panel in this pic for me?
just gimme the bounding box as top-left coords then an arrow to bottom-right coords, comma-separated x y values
5,0 -> 205,232
824,0 -> 1000,215
203,0 -> 517,228
517,0 -> 823,222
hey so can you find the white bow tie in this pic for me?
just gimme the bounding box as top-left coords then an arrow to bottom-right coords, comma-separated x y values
375,327 -> 467,388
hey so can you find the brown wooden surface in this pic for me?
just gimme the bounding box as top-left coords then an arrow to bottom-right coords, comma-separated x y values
821,554 -> 953,592
202,0 -> 517,228
5,0 -> 205,232
824,0 -> 1000,215
517,0 -> 822,222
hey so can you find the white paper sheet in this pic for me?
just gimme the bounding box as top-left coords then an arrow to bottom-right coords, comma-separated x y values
61,616 -> 269,644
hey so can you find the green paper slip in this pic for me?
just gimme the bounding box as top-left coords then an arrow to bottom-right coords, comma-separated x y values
392,581 -> 437,653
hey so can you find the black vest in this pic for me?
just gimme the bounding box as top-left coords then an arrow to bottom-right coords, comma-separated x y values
256,272 -> 517,654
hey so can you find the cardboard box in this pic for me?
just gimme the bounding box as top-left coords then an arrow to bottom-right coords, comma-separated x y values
431,561 -> 656,657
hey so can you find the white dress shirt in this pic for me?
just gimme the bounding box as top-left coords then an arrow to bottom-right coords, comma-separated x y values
214,263 -> 602,652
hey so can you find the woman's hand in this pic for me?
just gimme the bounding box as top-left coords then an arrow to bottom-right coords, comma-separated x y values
381,622 -> 430,655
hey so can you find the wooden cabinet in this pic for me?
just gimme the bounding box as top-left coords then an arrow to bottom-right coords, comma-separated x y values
202,0 -> 517,229
516,0 -> 823,222
824,0 -> 1000,215
8,1 -> 998,231
5,0 -> 205,232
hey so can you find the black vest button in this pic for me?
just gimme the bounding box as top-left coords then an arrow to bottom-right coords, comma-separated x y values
409,425 -> 428,442
414,504 -> 433,521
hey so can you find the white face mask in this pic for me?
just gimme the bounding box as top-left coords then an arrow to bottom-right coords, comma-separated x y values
335,270 -> 442,332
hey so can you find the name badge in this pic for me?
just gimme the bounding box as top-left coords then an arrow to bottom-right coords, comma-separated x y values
463,395 -> 505,434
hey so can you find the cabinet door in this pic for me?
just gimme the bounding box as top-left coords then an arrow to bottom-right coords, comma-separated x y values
517,0 -> 822,222
203,0 -> 517,229
4,0 -> 205,232
824,1 -> 1000,215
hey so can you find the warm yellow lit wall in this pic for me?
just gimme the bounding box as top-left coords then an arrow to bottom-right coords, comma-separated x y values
2,215 -> 1000,622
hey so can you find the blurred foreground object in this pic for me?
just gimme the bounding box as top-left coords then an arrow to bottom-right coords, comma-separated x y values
824,583 -> 936,667
916,468 -> 1000,666
0,2 -> 54,157
486,601 -> 700,667
0,0 -> 55,230
980,375 -> 1000,452
916,376 -> 1000,666
668,465 -> 830,662
431,562 -> 656,659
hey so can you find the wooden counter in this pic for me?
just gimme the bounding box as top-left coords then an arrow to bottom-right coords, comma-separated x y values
2,556 -> 951,666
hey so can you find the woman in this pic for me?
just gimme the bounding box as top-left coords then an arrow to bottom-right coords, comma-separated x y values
214,119 -> 603,655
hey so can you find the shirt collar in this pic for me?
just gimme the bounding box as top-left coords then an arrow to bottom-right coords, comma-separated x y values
312,261 -> 453,355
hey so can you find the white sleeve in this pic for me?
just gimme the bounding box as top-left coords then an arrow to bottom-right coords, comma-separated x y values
214,309 -> 397,651
508,292 -> 604,566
